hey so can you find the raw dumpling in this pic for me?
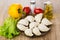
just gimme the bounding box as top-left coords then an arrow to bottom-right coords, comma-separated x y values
25,16 -> 35,22
33,27 -> 41,36
35,13 -> 43,23
38,24 -> 50,32
17,24 -> 28,31
18,19 -> 29,26
41,18 -> 52,26
29,22 -> 39,29
24,29 -> 33,36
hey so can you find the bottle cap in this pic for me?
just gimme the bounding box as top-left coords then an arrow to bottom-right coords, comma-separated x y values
44,1 -> 52,4
30,0 -> 36,4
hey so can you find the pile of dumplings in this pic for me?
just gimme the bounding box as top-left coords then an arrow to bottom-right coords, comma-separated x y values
17,13 -> 52,37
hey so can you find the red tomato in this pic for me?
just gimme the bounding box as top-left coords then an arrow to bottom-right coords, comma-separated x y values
23,7 -> 31,15
34,8 -> 43,14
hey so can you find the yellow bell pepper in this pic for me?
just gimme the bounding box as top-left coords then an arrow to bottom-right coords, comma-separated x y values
8,4 -> 23,19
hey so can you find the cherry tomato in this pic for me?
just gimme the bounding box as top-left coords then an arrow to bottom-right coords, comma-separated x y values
34,8 -> 43,14
23,7 -> 31,15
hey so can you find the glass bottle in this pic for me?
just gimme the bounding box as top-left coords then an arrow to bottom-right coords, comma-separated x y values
44,1 -> 53,20
30,0 -> 36,15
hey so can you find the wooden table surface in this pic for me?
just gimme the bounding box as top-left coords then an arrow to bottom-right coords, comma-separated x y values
0,0 -> 60,40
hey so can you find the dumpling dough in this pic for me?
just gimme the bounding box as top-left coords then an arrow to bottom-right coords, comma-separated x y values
17,24 -> 28,31
18,19 -> 29,26
29,22 -> 39,29
41,18 -> 52,26
38,24 -> 50,32
35,13 -> 43,23
24,29 -> 33,36
25,16 -> 35,22
33,27 -> 41,36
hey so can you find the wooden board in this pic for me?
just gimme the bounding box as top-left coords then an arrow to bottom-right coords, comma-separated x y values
0,0 -> 60,40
